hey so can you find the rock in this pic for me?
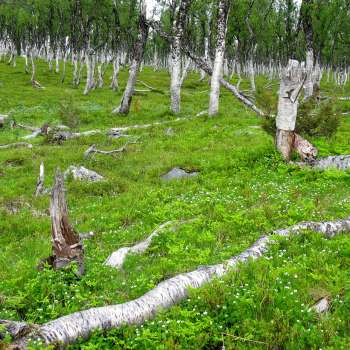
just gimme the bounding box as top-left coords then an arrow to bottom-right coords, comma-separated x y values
164,127 -> 174,136
64,166 -> 104,182
161,167 -> 198,181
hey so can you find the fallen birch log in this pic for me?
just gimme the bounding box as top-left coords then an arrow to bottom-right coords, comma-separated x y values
0,142 -> 33,150
296,155 -> 350,170
105,220 -> 189,269
50,130 -> 102,143
6,216 -> 350,349
109,115 -> 202,135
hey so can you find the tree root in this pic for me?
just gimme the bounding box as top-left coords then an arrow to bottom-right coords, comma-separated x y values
4,216 -> 350,349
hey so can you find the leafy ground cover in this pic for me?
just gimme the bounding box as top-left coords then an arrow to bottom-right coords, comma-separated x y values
1,59 -> 350,349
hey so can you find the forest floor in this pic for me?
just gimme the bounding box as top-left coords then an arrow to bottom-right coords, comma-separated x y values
1,59 -> 350,349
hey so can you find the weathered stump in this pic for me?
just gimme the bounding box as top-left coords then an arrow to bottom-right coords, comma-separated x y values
46,169 -> 84,274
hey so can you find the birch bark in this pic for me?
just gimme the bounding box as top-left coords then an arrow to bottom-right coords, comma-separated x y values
208,0 -> 229,116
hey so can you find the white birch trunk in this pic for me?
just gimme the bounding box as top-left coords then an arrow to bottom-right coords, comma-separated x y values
276,59 -> 305,160
113,5 -> 148,114
110,55 -> 120,91
208,0 -> 229,116
304,49 -> 314,100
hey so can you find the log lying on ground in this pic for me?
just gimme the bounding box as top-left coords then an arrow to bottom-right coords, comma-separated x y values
49,130 -> 102,143
64,166 -> 104,182
0,320 -> 35,340
47,170 -> 84,274
84,141 -> 138,159
105,220 -> 190,269
0,142 -> 33,150
8,216 -> 350,349
109,115 -> 202,135
303,155 -> 350,170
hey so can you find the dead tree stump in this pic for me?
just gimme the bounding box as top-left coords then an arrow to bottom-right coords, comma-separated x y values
47,169 -> 84,274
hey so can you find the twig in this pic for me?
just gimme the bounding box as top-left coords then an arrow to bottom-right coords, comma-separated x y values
84,140 -> 139,159
223,333 -> 269,346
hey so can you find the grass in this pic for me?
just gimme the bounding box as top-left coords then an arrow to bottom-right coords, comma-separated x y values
0,57 -> 350,349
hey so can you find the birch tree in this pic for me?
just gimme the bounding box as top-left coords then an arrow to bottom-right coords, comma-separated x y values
113,2 -> 149,114
208,0 -> 229,116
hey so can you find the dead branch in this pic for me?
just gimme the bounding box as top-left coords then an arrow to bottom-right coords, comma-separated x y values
84,140 -> 139,159
136,80 -> 160,92
49,129 -> 102,143
0,142 -> 33,150
105,220 -> 192,269
32,80 -> 45,89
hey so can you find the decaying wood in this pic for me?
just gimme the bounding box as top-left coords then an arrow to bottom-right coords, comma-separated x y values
34,162 -> 45,197
0,320 -> 35,340
105,220 -> 190,269
84,141 -> 138,159
136,80 -> 161,93
310,155 -> 350,170
109,114 -> 203,135
275,60 -> 313,161
0,142 -> 33,150
49,130 -> 102,142
8,216 -> 350,349
293,133 -> 318,162
48,169 -> 84,274
64,166 -> 104,182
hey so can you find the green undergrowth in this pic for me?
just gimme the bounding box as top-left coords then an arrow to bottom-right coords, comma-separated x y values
1,58 -> 350,349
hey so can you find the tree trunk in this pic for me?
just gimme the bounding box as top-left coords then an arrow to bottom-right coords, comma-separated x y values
72,51 -> 79,86
49,169 -> 84,274
276,59 -> 306,160
113,5 -> 149,114
170,0 -> 192,114
208,0 -> 229,116
110,55 -> 120,91
83,49 -> 95,95
304,49 -> 314,99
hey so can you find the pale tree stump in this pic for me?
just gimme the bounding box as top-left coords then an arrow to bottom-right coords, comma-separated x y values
45,169 -> 84,275
275,59 -> 318,162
